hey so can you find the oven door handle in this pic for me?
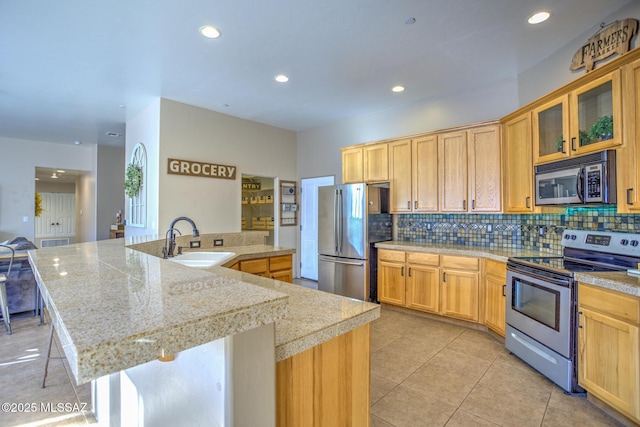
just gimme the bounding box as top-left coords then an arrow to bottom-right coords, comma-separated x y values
506,269 -> 571,288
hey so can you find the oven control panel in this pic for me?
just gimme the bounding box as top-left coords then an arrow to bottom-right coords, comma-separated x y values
562,229 -> 640,255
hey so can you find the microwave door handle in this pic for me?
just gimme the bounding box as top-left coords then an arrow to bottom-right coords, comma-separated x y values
576,169 -> 585,202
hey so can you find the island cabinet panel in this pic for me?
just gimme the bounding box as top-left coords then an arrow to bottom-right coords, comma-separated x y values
577,284 -> 640,423
438,131 -> 468,212
276,324 -> 370,427
502,113 -> 535,213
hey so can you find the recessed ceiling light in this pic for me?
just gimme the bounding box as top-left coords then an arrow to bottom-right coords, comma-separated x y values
528,11 -> 550,24
392,85 -> 405,93
74,140 -> 82,145
200,26 -> 221,39
275,74 -> 289,83
405,17 -> 416,25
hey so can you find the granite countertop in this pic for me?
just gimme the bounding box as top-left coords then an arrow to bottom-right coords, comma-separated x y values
28,237 -> 380,384
377,241 -> 640,298
28,239 -> 289,385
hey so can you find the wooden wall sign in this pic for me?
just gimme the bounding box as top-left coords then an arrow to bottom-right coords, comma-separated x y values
570,19 -> 638,72
167,158 -> 237,180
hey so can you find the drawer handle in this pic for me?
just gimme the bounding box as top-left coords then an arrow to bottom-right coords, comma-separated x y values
502,284 -> 506,297
628,188 -> 634,205
525,196 -> 530,209
443,272 -> 446,282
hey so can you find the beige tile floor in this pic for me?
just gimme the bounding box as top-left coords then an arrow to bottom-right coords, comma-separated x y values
0,298 -> 626,427
370,308 -> 625,427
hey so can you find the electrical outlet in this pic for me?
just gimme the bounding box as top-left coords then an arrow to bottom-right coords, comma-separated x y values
486,224 -> 493,233
189,240 -> 201,248
213,239 -> 224,247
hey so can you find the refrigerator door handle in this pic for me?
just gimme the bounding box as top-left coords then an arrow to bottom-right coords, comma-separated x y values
318,255 -> 365,266
334,189 -> 340,253
338,188 -> 343,253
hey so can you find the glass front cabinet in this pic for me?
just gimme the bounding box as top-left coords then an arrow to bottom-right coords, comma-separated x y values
533,70 -> 622,164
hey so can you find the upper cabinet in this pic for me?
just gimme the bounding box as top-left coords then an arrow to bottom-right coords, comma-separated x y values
341,146 -> 363,184
533,70 -> 622,164
438,131 -> 468,212
389,136 -> 438,213
468,125 -> 502,212
342,143 -> 388,184
502,113 -> 536,213
619,58 -> 640,213
364,143 -> 389,183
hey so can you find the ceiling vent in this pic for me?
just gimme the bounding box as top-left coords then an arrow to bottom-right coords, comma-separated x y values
105,131 -> 122,138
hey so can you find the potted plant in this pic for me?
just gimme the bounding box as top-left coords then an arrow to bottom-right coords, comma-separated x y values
588,115 -> 614,143
124,163 -> 142,198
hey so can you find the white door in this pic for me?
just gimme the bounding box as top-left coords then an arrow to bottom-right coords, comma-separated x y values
35,192 -> 76,239
300,176 -> 334,280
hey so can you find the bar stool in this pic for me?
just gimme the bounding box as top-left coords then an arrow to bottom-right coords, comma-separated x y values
0,244 -> 14,335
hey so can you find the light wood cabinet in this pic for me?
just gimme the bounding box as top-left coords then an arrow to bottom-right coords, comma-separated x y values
389,136 -> 438,213
235,254 -> 293,283
438,131 -> 468,212
502,113 -> 535,213
341,146 -> 363,184
532,70 -> 622,164
468,125 -> 502,212
377,249 -> 406,305
406,252 -> 440,313
440,255 -> 480,322
484,259 -> 507,337
577,283 -> 640,423
378,249 -> 480,323
364,143 -> 389,182
619,58 -> 640,213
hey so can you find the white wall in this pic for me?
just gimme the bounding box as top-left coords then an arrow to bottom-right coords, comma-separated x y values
75,170 -> 97,243
157,99 -> 297,250
125,99 -> 161,238
296,78 -> 518,182
518,3 -> 640,107
96,145 -> 125,240
0,136 -> 96,242
35,182 -> 75,193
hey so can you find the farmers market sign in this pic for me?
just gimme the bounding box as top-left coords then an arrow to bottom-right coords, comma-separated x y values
168,158 -> 237,180
570,19 -> 638,72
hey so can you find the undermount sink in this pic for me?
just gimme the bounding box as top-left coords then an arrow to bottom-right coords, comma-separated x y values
169,251 -> 235,268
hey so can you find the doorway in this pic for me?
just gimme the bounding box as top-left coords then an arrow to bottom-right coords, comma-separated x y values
300,176 -> 334,280
34,168 -> 79,247
241,175 -> 275,245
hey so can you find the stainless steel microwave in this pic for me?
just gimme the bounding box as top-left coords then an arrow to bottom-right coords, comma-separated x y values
534,150 -> 616,205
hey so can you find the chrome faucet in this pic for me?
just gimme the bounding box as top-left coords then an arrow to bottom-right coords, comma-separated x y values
163,217 -> 200,258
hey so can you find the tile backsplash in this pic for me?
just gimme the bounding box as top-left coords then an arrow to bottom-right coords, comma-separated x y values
395,206 -> 640,254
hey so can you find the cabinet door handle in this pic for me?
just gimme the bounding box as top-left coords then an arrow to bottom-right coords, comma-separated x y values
560,139 -> 566,154
462,200 -> 466,210
443,272 -> 446,282
414,201 -> 417,210
502,284 -> 506,297
627,188 -> 634,205
407,201 -> 411,210
525,196 -> 531,209
401,266 -> 404,277
408,267 -> 412,277
571,137 -> 576,151
472,199 -> 476,210
577,311 -> 583,328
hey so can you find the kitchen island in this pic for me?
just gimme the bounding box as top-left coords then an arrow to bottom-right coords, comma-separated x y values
28,235 -> 379,427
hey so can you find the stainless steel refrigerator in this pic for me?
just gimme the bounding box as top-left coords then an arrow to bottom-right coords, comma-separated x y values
317,183 -> 391,301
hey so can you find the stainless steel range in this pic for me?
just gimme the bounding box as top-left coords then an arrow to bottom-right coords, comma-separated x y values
506,229 -> 640,393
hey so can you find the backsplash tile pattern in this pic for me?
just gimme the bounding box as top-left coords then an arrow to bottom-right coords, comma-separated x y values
395,207 -> 640,255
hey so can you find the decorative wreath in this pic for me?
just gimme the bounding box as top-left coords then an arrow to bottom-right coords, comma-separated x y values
35,192 -> 43,217
124,163 -> 142,198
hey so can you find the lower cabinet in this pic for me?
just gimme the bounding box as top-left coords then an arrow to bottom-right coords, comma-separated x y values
577,283 -> 640,424
484,259 -> 507,337
378,249 -> 479,323
230,254 -> 293,283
